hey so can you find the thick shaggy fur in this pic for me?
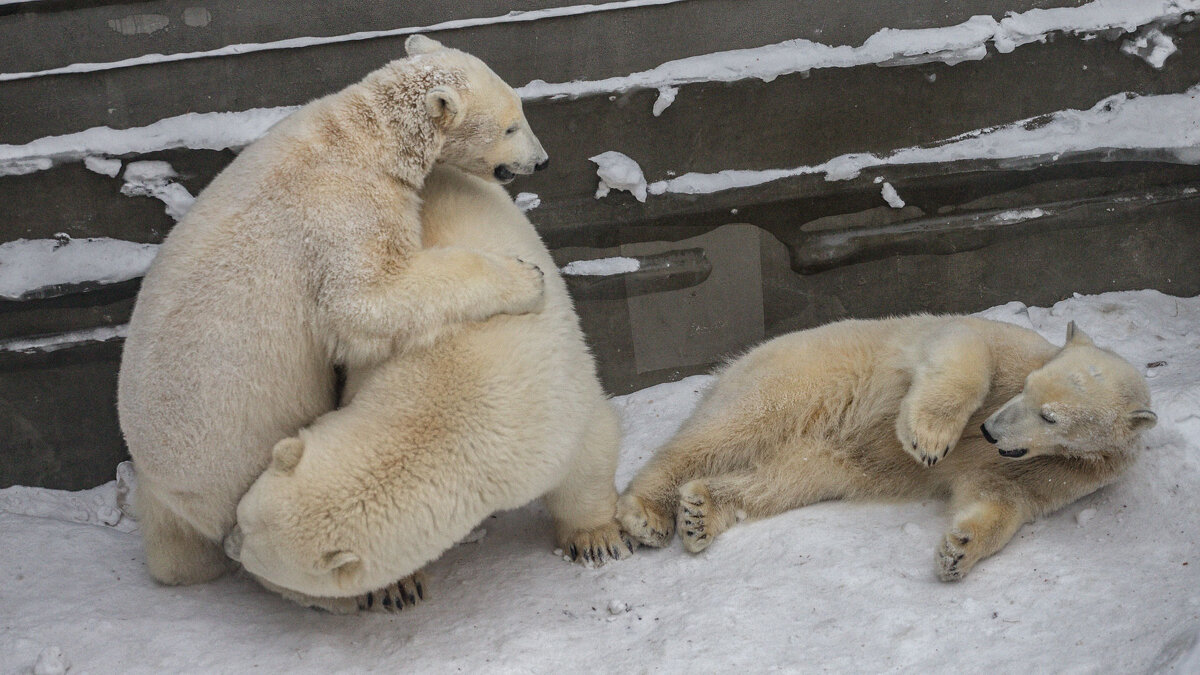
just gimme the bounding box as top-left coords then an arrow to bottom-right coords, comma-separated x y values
118,37 -> 548,598
225,166 -> 629,606
618,317 -> 1156,580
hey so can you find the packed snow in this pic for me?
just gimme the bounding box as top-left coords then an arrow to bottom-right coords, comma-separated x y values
560,256 -> 642,276
591,151 -> 649,202
120,161 -> 195,221
647,82 -> 1200,196
1,289 -> 1198,672
0,324 -> 128,354
0,237 -> 158,301
1121,25 -> 1180,69
513,192 -> 541,212
651,86 -> 678,117
880,181 -> 905,208
83,156 -> 121,178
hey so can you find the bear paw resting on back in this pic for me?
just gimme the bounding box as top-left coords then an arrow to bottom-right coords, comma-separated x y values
618,317 -> 1155,581
118,36 -> 549,595
224,166 -> 632,610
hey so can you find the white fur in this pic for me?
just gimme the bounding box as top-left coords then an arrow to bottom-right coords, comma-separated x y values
227,167 -> 630,602
118,38 -> 550,591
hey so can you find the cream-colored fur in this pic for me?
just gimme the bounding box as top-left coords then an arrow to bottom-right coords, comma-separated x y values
118,37 -> 549,596
223,166 -> 630,605
618,317 -> 1156,581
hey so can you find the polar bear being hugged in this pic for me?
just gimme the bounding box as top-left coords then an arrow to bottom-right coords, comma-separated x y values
118,36 -> 551,596
618,317 -> 1156,580
224,164 -> 631,610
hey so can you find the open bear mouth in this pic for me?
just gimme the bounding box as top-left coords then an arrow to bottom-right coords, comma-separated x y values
493,165 -> 515,182
998,448 -> 1029,458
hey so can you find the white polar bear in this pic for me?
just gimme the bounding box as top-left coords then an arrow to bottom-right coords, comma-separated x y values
224,165 -> 631,610
618,317 -> 1156,581
118,36 -> 549,591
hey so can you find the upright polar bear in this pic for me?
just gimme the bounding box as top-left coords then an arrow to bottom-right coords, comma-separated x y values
618,316 -> 1156,580
225,164 -> 631,610
118,36 -> 551,600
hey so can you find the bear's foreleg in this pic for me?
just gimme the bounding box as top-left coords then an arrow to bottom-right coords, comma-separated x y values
544,403 -> 633,566
136,476 -> 233,586
937,495 -> 1029,581
322,246 -> 546,366
897,327 -> 993,467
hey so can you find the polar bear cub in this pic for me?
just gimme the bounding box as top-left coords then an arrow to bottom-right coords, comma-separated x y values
618,317 -> 1155,581
224,165 -> 631,609
119,36 -> 548,591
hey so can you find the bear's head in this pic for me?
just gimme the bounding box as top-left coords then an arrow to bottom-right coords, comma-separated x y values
394,35 -> 548,184
225,437 -> 372,598
980,322 -> 1156,460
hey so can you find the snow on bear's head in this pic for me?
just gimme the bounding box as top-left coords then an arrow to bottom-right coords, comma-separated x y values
377,35 -> 548,184
980,322 -> 1156,461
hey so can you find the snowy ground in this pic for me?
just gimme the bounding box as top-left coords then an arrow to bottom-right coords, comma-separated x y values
2,289 -> 1199,674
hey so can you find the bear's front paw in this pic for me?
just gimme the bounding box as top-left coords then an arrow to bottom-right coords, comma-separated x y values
558,521 -> 635,567
617,493 -> 675,548
896,413 -> 967,467
936,529 -> 974,582
356,571 -> 428,613
502,257 -> 546,315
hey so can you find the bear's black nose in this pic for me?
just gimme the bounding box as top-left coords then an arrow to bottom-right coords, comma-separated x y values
980,423 -> 998,444
534,158 -> 550,172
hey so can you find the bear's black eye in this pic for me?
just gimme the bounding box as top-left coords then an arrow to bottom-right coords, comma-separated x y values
1040,411 -> 1056,424
505,125 -> 518,135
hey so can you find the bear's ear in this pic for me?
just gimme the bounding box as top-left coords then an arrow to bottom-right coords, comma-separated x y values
319,550 -> 361,573
425,85 -> 463,128
270,437 -> 305,475
1128,409 -> 1157,432
405,34 -> 444,57
1065,321 -> 1094,348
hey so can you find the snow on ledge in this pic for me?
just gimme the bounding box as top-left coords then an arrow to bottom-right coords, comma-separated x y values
591,151 -> 648,202
2,0 -> 1195,178
0,324 -> 128,354
0,237 -> 159,301
560,256 -> 642,276
644,83 -> 1200,197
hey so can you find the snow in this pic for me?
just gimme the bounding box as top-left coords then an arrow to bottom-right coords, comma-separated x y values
992,207 -> 1048,223
0,324 -> 129,354
1,289 -> 1197,672
31,648 -> 68,675
651,86 -> 678,117
880,181 -> 905,208
83,156 -> 121,177
120,161 -> 195,221
648,83 -> 1200,196
513,192 -> 541,212
1122,25 -> 1180,69
560,256 -> 642,276
590,151 -> 649,202
0,237 -> 158,301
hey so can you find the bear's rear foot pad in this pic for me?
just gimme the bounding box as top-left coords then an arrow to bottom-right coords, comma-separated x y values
559,521 -> 635,567
677,480 -> 719,554
357,572 -> 428,613
616,493 -> 675,548
936,530 -> 974,582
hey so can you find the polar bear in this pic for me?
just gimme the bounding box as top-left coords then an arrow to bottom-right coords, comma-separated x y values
223,165 -> 631,611
617,317 -> 1156,581
118,36 -> 549,592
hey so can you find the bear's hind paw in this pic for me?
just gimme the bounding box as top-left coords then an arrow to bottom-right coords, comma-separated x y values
616,493 -> 675,548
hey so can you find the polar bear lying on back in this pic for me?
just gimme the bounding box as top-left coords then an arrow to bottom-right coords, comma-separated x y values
118,36 -> 550,600
618,317 -> 1156,580
225,165 -> 631,610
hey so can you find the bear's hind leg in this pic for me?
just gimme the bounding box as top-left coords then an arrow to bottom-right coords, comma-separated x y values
937,492 -> 1028,581
136,479 -> 232,585
544,402 -> 634,566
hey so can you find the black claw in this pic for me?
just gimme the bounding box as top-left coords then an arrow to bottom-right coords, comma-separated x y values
685,530 -> 695,537
382,593 -> 393,609
569,544 -> 578,560
912,441 -> 918,449
415,580 -> 425,600
403,589 -> 416,606
609,545 -> 620,558
366,592 -> 375,609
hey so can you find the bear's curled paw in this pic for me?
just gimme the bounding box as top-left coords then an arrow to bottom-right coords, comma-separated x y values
897,412 -> 967,468
558,521 -> 635,567
616,493 -> 675,548
936,529 -> 974,581
677,480 -> 718,554
499,256 -> 546,316
356,571 -> 428,613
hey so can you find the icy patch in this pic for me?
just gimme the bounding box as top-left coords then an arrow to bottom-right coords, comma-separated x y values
652,86 -> 678,116
514,192 -> 541,212
0,237 -> 159,301
991,208 -> 1048,223
83,155 -> 121,177
1121,26 -> 1179,68
120,160 -> 195,221
591,151 -> 648,202
880,182 -> 905,208
561,256 -> 641,276
648,83 -> 1200,196
0,324 -> 129,354
0,479 -> 135,532
32,647 -> 69,675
